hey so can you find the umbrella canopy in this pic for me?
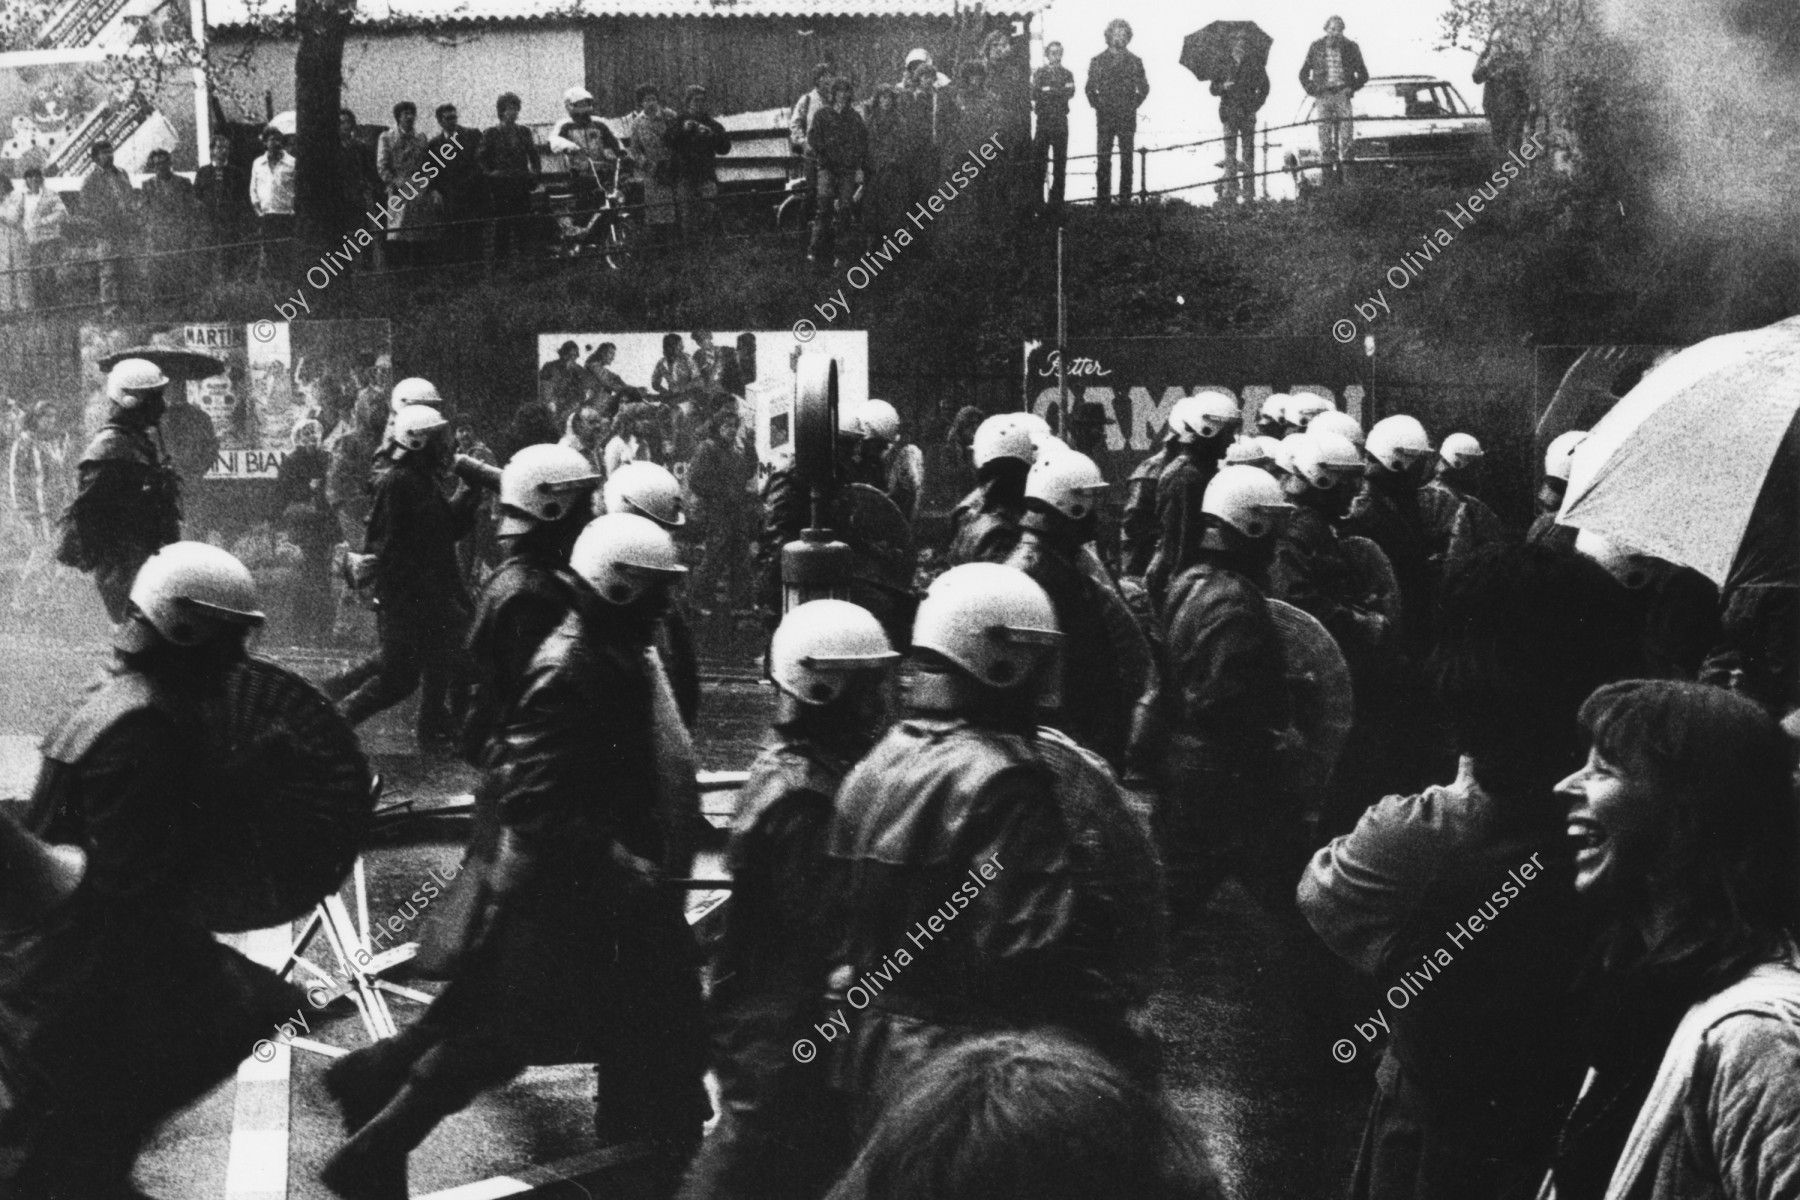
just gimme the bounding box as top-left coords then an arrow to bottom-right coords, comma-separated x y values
1560,315 -> 1800,589
98,345 -> 227,383
1181,21 -> 1273,83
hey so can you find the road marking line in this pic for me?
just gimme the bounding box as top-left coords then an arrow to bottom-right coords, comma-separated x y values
222,925 -> 294,1200
414,1142 -> 657,1200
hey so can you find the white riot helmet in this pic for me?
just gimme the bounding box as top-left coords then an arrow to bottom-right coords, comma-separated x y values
1574,529 -> 1655,590
390,376 -> 444,412
1545,430 -> 1589,482
392,404 -> 449,453
1026,449 -> 1109,521
570,513 -> 687,606
1204,465 -> 1294,539
1171,393 -> 1241,443
1365,414 -> 1434,472
1286,393 -> 1334,428
1439,432 -> 1484,471
1274,433 -> 1309,475
1015,412 -> 1054,449
972,413 -> 1036,469
107,358 -> 169,405
1259,393 -> 1291,427
912,562 -> 1062,690
1291,429 -> 1366,489
1224,438 -> 1274,469
124,541 -> 264,649
603,460 -> 686,528
498,444 -> 601,536
858,399 -> 902,444
1308,409 -> 1365,451
836,400 -> 865,439
770,599 -> 899,705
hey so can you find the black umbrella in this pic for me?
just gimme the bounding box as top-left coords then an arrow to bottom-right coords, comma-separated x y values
1181,21 -> 1273,82
98,345 -> 228,383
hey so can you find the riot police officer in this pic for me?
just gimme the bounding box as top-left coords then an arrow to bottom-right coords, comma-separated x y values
946,413 -> 1035,565
57,358 -> 183,622
4,544 -> 298,1199
1345,414 -> 1437,654
1160,466 -> 1296,921
606,460 -> 703,728
323,404 -> 480,753
680,600 -> 898,1200
1145,393 -> 1241,606
827,563 -> 1164,1137
1005,448 -> 1158,775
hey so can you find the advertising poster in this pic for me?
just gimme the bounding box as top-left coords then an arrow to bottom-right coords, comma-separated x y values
0,0 -> 204,184
535,329 -> 870,470
1023,337 -> 1368,479
78,319 -> 392,479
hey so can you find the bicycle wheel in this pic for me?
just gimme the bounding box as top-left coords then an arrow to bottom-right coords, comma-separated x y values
776,192 -> 808,235
603,206 -> 631,270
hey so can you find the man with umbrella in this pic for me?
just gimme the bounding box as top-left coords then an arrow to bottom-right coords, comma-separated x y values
1210,31 -> 1270,204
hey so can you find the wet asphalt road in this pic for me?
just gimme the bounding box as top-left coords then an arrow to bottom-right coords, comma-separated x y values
0,589 -> 1370,1199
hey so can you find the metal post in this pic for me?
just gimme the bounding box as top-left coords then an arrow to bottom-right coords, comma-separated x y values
1057,225 -> 1069,429
1138,146 -> 1148,202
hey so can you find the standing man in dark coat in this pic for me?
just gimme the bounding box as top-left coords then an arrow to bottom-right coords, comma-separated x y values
195,133 -> 255,274
57,358 -> 183,622
670,85 -> 731,238
338,108 -> 382,265
1473,40 -> 1532,156
1086,19 -> 1149,207
428,103 -> 484,264
1032,40 -> 1078,211
1299,16 -> 1369,181
826,563 -> 1164,1143
679,600 -> 897,1200
1160,466 -> 1295,924
805,77 -> 868,266
322,403 -> 479,753
1212,34 -> 1270,204
3,543 -> 298,1200
479,92 -> 540,261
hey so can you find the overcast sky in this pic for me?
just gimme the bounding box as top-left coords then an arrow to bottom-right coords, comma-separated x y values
1033,2 -> 1482,200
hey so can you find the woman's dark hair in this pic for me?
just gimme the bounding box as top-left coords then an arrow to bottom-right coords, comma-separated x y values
339,107 -> 357,125
824,1030 -> 1220,1200
813,62 -> 835,85
497,91 -> 521,113
1578,679 -> 1800,982
393,101 -> 416,121
872,83 -> 900,112
662,333 -> 683,356
636,83 -> 660,104
831,77 -> 856,101
1431,544 -> 1642,794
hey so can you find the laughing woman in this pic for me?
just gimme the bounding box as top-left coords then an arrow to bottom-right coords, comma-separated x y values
1546,680 -> 1800,1200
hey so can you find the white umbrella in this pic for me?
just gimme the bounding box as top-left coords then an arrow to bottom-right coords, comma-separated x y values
1560,315 -> 1800,588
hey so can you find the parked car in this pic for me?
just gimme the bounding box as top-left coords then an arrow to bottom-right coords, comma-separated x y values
1282,75 -> 1491,192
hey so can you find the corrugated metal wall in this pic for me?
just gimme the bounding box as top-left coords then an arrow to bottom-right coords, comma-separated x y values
582,16 -> 1001,115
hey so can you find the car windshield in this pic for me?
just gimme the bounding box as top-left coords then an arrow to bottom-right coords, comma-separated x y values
1355,82 -> 1470,120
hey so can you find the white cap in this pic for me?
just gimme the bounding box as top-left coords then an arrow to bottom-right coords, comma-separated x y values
564,86 -> 595,106
1365,415 -> 1434,472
